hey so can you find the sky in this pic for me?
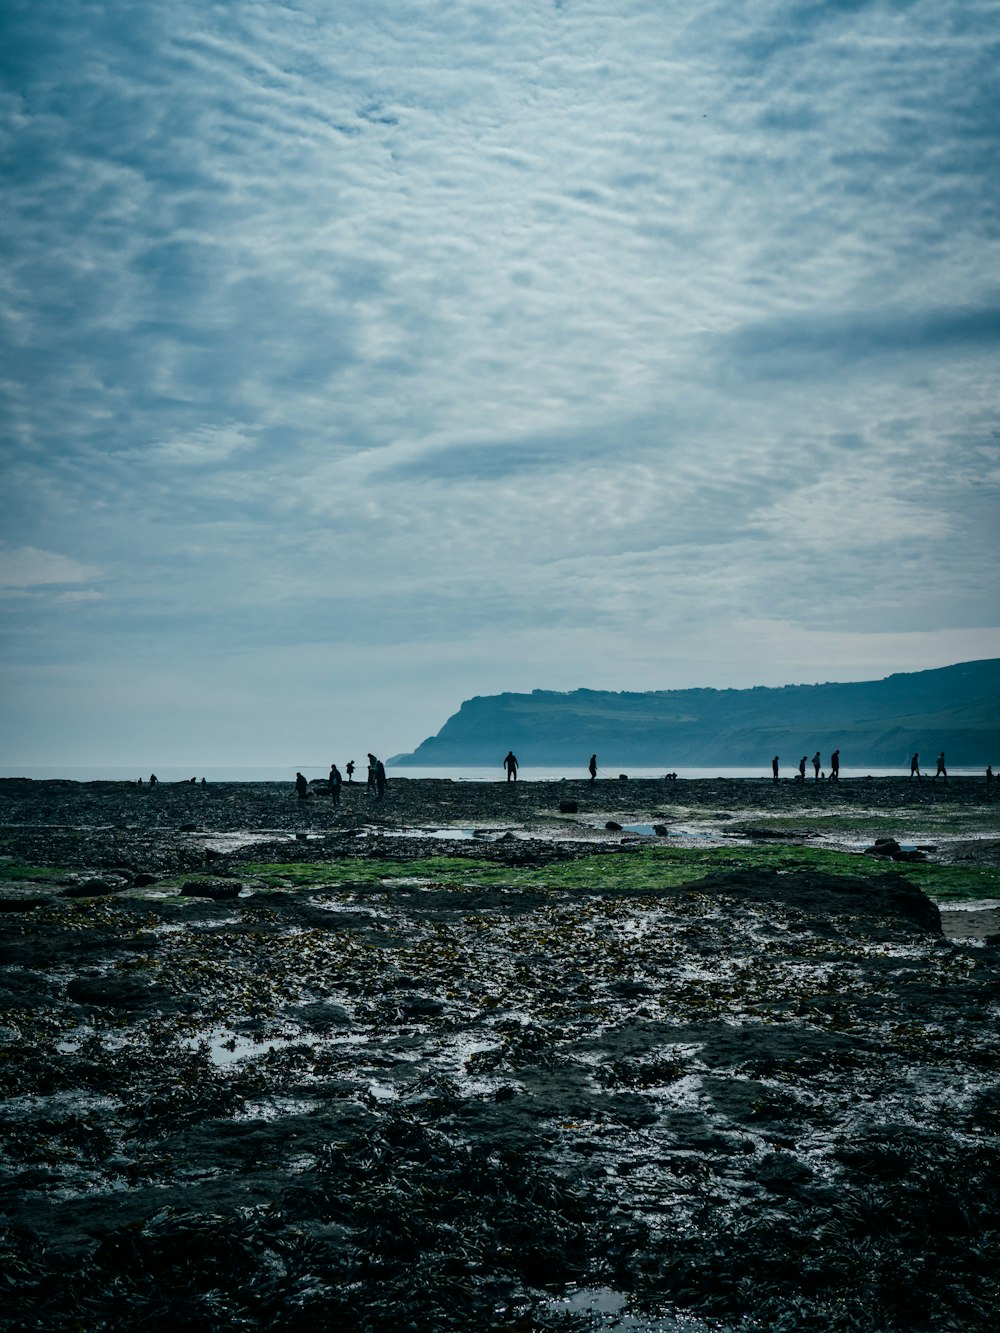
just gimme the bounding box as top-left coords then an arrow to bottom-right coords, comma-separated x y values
1,0 -> 999,771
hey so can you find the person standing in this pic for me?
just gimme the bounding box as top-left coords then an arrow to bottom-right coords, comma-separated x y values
295,771 -> 309,799
910,753 -> 921,779
771,756 -> 779,783
933,752 -> 947,781
504,750 -> 519,782
366,755 -> 377,793
375,758 -> 386,798
589,754 -> 598,783
346,760 -> 355,784
798,756 -> 807,782
812,751 -> 821,780
829,749 -> 840,781
329,763 -> 342,805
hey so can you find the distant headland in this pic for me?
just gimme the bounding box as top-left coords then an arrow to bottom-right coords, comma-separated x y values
390,659 -> 1000,768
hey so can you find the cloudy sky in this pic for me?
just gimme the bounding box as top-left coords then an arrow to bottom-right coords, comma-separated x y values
2,0 -> 998,771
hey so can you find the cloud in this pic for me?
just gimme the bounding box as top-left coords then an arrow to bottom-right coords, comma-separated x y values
720,303 -> 1000,379
1,0 -> 998,762
138,424 -> 258,466
0,545 -> 101,589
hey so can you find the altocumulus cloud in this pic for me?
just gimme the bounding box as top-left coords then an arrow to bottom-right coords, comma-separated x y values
1,0 -> 999,765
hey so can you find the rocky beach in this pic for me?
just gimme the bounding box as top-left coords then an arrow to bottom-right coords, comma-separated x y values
1,774 -> 998,1330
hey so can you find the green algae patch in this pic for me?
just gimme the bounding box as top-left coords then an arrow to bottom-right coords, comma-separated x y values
243,845 -> 999,903
0,861 -> 67,882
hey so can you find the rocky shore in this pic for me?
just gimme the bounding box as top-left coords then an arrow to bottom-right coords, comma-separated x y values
1,777 -> 998,1330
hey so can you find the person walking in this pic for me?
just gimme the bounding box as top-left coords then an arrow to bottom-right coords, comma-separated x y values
933,752 -> 948,782
588,754 -> 598,783
504,751 -> 519,782
346,760 -> 355,784
812,751 -> 821,780
771,756 -> 779,783
829,749 -> 840,781
798,756 -> 807,782
910,752 -> 921,779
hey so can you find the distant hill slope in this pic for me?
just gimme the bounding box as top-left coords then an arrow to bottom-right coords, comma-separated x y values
391,659 -> 1000,768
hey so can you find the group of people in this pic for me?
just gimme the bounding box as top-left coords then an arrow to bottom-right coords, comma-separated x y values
909,752 -> 949,781
776,750 -> 841,783
771,750 -> 958,782
295,755 -> 385,802
296,746 -> 986,797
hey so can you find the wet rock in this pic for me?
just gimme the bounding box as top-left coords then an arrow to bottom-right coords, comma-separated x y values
294,1001 -> 352,1031
60,877 -> 126,897
653,824 -> 669,836
67,973 -> 174,1011
179,823 -> 198,832
180,879 -> 241,900
132,872 -> 158,887
754,1152 -> 815,1194
865,838 -> 901,857
864,839 -> 929,864
610,979 -> 651,998
559,801 -> 579,813
0,967 -> 59,1008
400,995 -> 445,1018
605,821 -> 623,831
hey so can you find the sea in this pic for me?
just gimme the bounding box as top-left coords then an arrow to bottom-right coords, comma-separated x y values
0,764 -> 985,783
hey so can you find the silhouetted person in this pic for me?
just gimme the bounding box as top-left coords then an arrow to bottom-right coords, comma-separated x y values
812,751 -> 821,780
986,765 -> 993,785
329,764 -> 342,804
798,756 -> 807,782
933,751 -> 947,781
910,752 -> 921,779
366,754 -> 377,792
829,749 -> 840,781
201,777 -> 206,786
589,754 -> 597,782
504,750 -> 519,782
190,776 -> 197,784
771,756 -> 779,782
346,760 -> 355,784
149,774 -> 158,786
375,759 -> 386,798
295,771 -> 308,799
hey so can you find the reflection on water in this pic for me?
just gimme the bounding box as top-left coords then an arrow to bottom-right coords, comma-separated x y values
544,1285 -> 737,1331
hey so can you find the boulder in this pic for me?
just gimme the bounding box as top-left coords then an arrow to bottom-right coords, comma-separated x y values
60,878 -> 126,898
180,879 -> 241,900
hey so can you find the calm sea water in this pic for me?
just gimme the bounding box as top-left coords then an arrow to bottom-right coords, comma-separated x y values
0,764 -> 984,782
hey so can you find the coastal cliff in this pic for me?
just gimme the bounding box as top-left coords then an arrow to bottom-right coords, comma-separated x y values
392,658 -> 1000,766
